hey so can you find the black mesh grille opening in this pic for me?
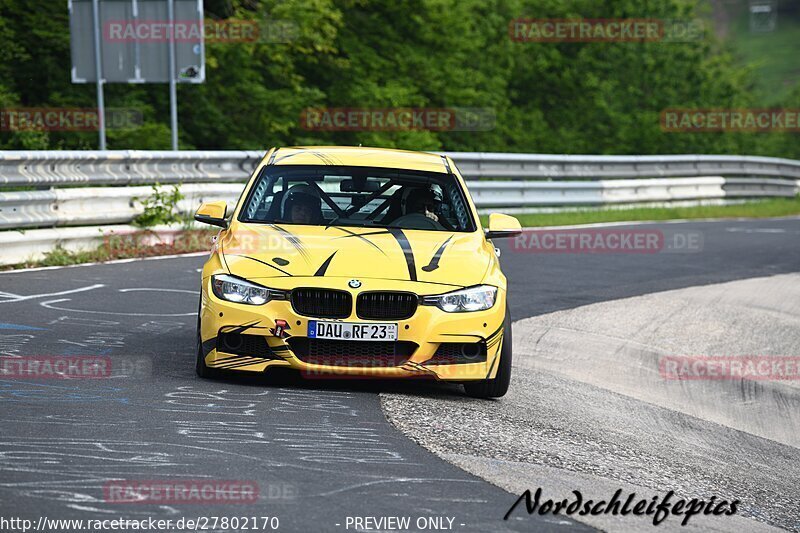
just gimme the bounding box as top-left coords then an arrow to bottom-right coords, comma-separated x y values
356,292 -> 418,320
287,338 -> 417,366
291,288 -> 352,319
427,341 -> 487,365
217,333 -> 276,359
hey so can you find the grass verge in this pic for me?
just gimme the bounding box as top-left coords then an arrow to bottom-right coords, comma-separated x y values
2,229 -> 217,271
482,197 -> 800,227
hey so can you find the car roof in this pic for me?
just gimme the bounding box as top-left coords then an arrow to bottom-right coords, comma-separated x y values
264,146 -> 449,174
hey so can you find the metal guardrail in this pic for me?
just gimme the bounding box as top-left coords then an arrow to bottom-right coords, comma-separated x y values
444,152 -> 800,180
0,184 -> 243,230
0,150 -> 263,187
2,150 -> 800,186
468,177 -> 799,208
2,177 -> 797,230
0,223 -> 191,267
0,150 -> 798,265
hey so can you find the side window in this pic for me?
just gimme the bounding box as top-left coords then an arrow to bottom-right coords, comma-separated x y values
443,180 -> 470,230
245,176 -> 275,220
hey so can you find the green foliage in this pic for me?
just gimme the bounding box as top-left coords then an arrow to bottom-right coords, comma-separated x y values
37,245 -> 99,267
9,229 -> 217,270
724,1 -> 800,103
0,0 -> 797,158
132,184 -> 185,228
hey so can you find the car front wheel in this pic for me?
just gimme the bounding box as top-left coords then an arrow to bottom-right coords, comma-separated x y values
463,310 -> 512,399
195,302 -> 217,379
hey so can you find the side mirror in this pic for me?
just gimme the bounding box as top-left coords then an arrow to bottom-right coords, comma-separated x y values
484,213 -> 522,239
195,201 -> 228,229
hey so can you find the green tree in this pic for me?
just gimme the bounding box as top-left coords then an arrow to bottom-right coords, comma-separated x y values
0,0 -> 796,158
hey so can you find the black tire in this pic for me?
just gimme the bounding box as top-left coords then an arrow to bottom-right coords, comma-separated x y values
463,310 -> 512,399
195,301 -> 218,379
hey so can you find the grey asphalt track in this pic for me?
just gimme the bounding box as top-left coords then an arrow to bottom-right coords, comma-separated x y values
384,273 -> 800,532
0,217 -> 798,532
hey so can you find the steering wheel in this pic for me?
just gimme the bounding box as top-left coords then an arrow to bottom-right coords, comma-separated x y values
390,213 -> 444,230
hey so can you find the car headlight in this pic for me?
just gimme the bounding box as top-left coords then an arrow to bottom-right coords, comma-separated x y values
211,274 -> 287,306
421,285 -> 498,313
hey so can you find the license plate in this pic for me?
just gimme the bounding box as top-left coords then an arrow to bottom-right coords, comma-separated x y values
308,320 -> 398,341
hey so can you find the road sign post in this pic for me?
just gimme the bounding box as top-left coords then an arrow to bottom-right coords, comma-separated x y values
69,0 -> 205,150
167,0 -> 178,150
91,0 -> 106,149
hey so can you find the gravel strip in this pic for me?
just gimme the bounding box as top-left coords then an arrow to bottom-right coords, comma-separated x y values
382,274 -> 800,532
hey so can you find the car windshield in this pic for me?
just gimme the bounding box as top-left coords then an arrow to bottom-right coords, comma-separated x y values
238,165 -> 476,232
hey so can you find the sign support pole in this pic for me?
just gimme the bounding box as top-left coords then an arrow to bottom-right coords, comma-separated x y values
91,0 -> 106,150
167,0 -> 178,150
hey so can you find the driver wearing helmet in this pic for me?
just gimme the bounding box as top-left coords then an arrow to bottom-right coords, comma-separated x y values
281,184 -> 322,224
402,186 -> 441,222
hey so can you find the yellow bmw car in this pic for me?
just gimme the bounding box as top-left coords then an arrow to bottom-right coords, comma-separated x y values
194,146 -> 521,398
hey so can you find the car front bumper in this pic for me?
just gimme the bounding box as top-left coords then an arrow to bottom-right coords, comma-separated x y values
199,277 -> 507,381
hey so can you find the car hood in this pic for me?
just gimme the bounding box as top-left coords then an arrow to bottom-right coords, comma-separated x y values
220,223 -> 491,287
